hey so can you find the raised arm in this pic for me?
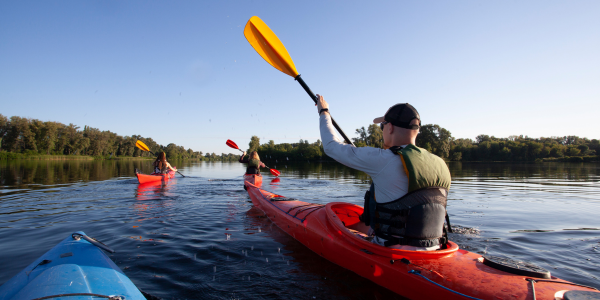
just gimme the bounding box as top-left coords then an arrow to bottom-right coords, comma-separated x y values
317,94 -> 389,177
239,151 -> 249,163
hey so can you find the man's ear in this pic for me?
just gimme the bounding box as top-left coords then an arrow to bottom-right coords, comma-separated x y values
388,125 -> 394,134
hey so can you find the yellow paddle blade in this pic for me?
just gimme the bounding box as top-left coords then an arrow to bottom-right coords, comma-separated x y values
244,16 -> 299,78
135,140 -> 150,152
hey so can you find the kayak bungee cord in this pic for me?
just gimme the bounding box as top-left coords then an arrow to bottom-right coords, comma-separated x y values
33,293 -> 123,300
526,279 -> 537,300
527,279 -> 598,291
72,232 -> 115,253
408,270 -> 482,300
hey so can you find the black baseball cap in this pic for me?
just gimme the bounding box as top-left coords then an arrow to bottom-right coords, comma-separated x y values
373,103 -> 420,130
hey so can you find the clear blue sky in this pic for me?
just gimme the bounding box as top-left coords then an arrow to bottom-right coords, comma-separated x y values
1,1 -> 599,154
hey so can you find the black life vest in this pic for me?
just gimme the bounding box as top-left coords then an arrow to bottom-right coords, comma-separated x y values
362,145 -> 452,248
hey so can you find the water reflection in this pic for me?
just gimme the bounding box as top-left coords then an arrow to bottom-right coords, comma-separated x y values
0,159 -> 197,188
448,161 -> 600,181
135,180 -> 177,201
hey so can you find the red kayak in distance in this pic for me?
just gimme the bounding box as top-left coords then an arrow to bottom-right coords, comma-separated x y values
243,176 -> 600,300
136,170 -> 176,184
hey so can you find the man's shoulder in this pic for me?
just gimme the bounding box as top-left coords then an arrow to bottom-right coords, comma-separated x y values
352,147 -> 401,166
357,146 -> 398,158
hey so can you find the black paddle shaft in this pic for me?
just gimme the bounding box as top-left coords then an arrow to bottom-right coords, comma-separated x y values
294,75 -> 355,146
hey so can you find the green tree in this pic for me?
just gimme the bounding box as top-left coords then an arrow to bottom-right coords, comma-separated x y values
3,116 -> 37,152
353,127 -> 368,146
353,124 -> 383,148
416,124 -> 453,159
249,136 -> 260,153
367,124 -> 383,148
0,114 -> 9,149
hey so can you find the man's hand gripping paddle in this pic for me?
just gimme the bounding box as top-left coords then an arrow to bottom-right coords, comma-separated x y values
226,139 -> 281,176
243,16 -> 355,146
135,140 -> 185,177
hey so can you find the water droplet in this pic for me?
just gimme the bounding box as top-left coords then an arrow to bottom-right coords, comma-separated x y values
214,266 -> 217,273
287,261 -> 290,265
261,251 -> 263,255
251,246 -> 254,251
258,228 -> 261,233
278,248 -> 280,253
266,258 -> 268,263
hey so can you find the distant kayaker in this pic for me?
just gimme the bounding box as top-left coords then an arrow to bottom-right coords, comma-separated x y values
153,152 -> 177,174
239,151 -> 266,175
316,94 -> 451,251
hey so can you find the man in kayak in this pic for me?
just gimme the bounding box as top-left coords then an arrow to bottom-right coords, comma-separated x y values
317,95 -> 451,251
239,151 -> 266,175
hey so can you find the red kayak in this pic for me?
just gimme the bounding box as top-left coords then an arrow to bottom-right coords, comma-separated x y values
244,177 -> 600,300
136,170 -> 175,184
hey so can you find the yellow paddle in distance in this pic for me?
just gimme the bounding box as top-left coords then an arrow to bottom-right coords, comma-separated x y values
135,140 -> 153,154
244,16 -> 355,146
135,140 -> 185,177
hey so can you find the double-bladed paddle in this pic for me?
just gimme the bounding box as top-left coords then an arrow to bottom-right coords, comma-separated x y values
226,139 -> 281,176
244,16 -> 355,146
135,140 -> 185,177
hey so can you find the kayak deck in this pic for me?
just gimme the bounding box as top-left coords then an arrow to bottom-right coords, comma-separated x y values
0,231 -> 145,300
244,178 -> 600,300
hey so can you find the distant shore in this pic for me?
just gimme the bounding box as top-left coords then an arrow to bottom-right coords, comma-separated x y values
0,152 -> 231,161
0,152 -> 155,161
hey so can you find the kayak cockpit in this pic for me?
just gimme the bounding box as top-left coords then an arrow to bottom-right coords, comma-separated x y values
326,202 -> 459,259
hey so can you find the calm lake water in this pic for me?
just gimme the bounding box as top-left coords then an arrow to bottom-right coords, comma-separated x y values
1,159 -> 599,299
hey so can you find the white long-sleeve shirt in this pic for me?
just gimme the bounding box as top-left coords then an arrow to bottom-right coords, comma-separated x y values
319,113 -> 408,203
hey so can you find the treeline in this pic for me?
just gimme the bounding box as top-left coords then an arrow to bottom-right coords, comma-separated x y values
355,123 -> 599,162
250,123 -> 599,163
248,136 -> 328,162
414,125 -> 598,162
0,114 -> 212,160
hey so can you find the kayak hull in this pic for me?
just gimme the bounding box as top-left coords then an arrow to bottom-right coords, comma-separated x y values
0,231 -> 145,300
244,178 -> 599,300
137,170 -> 175,184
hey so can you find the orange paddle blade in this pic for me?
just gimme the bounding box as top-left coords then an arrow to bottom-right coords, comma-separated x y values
244,16 -> 299,78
